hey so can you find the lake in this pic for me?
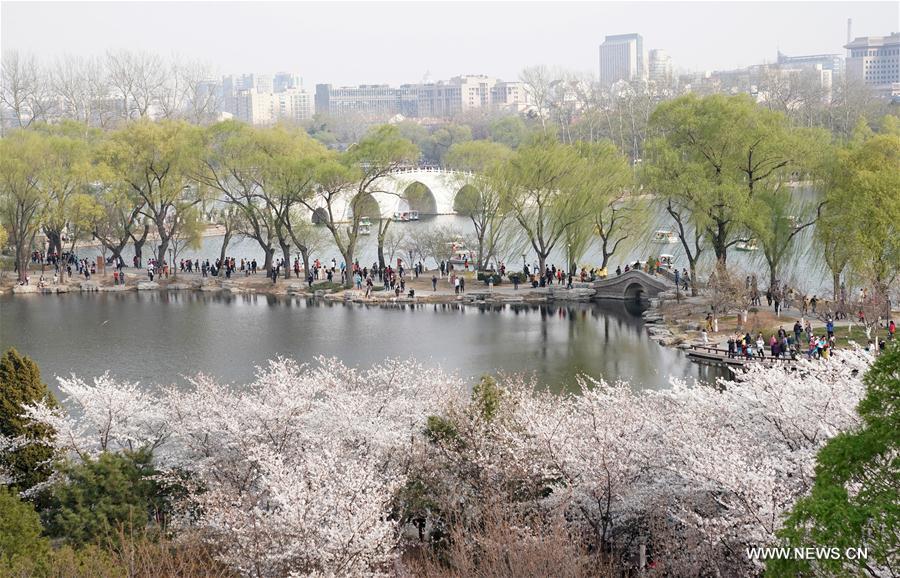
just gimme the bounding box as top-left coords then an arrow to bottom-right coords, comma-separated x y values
0,292 -> 725,394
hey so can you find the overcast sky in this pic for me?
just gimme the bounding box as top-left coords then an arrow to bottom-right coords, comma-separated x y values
2,1 -> 897,86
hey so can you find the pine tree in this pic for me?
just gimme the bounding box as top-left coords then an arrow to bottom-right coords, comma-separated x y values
0,348 -> 58,492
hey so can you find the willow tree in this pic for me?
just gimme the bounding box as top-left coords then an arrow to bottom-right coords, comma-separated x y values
647,94 -> 802,267
744,128 -> 830,290
0,130 -> 49,282
445,140 -> 513,270
103,119 -> 204,265
496,134 -> 595,273
574,140 -> 633,270
200,120 -> 280,272
253,125 -> 326,278
32,121 -> 98,259
299,125 -> 418,286
839,120 -> 900,319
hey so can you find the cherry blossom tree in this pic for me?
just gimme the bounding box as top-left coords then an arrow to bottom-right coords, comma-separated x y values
19,351 -> 872,576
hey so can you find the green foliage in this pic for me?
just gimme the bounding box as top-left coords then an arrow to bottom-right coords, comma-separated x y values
45,450 -> 165,547
425,415 -> 460,445
0,487 -> 51,572
0,348 -> 58,492
476,271 -> 503,285
472,375 -> 504,422
770,343 -> 900,576
489,115 -> 528,149
645,94 -> 817,266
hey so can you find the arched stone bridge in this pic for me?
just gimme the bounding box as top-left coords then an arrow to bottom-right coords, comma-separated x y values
317,167 -> 477,222
592,270 -> 672,300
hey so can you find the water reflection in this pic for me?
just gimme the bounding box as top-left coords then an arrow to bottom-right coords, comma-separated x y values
1,292 -> 725,394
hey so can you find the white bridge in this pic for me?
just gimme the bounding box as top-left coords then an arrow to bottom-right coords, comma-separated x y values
314,166 -> 477,223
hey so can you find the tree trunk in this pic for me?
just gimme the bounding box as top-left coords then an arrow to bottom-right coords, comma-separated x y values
340,248 -> 354,288
15,243 -> 28,283
218,230 -> 232,266
45,229 -> 62,257
262,246 -> 274,273
300,247 -> 311,283
279,240 -> 292,279
376,219 -> 390,270
156,236 -> 170,267
688,256 -> 698,297
132,225 -> 149,267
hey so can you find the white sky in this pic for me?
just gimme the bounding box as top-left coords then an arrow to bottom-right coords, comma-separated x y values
2,1 -> 898,86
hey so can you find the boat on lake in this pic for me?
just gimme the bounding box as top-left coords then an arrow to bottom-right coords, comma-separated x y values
651,230 -> 678,244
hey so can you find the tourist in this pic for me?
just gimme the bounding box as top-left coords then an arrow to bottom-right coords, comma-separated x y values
756,333 -> 766,358
889,319 -> 896,340
793,320 -> 802,345
431,274 -> 438,291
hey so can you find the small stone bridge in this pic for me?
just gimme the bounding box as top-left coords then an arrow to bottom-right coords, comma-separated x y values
592,270 -> 671,300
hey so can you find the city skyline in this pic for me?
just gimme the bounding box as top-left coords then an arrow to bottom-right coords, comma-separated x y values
2,1 -> 897,87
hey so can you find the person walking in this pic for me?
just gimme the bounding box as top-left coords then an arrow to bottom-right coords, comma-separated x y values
431,274 -> 438,291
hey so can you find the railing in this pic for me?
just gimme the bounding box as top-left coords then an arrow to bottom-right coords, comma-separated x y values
387,166 -> 474,177
688,344 -> 797,363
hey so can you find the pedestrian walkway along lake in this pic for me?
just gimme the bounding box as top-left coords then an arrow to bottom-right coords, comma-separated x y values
1,292 -> 725,393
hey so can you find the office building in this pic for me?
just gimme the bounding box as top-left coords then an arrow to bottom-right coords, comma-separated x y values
845,32 -> 900,95
315,76 -> 529,120
273,72 -> 302,93
776,51 -> 844,77
648,49 -> 673,86
599,33 -> 645,85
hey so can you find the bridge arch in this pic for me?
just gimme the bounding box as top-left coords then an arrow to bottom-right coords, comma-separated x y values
592,270 -> 671,300
311,207 -> 329,224
624,282 -> 646,301
400,181 -> 437,215
453,183 -> 480,215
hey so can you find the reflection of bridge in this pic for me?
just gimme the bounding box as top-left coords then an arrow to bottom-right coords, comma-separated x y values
318,167 -> 476,222
593,270 -> 671,300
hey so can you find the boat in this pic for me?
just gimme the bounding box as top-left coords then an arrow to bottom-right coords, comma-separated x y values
735,239 -> 759,252
393,211 -> 415,221
358,217 -> 372,235
409,210 -> 419,221
659,254 -> 675,268
651,230 -> 678,244
446,240 -> 475,266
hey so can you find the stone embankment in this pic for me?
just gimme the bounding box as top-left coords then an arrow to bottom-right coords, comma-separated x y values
641,290 -> 709,349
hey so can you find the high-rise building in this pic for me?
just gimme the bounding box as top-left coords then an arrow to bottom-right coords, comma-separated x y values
648,49 -> 673,86
234,87 -> 314,125
844,32 -> 900,95
599,33 -> 645,85
276,88 -> 314,122
273,72 -> 302,93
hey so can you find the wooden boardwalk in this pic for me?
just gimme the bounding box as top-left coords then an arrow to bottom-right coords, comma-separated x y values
686,345 -> 800,370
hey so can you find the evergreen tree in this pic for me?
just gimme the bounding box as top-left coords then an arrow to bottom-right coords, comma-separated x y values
0,487 -> 51,572
0,348 -> 58,492
770,343 -> 899,576
45,449 -> 164,547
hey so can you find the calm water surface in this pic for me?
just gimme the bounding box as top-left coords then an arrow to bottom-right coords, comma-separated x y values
1,292 -> 725,394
